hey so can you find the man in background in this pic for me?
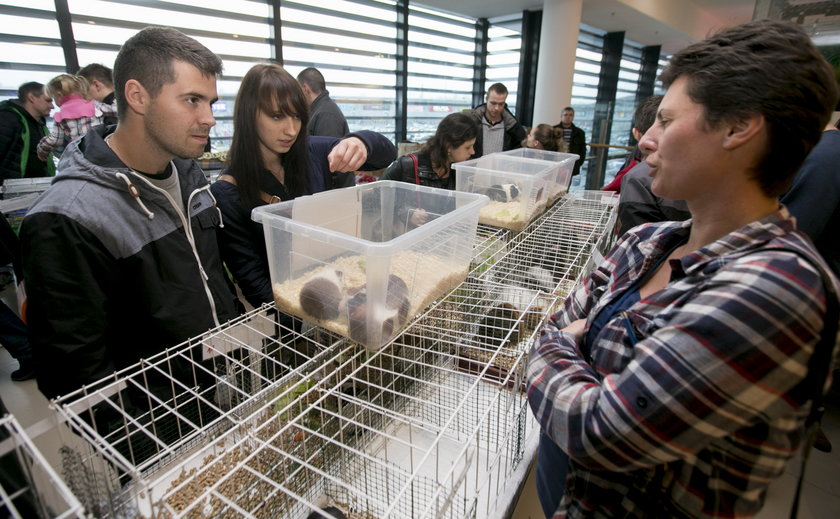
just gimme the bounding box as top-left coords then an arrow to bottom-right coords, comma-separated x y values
0,82 -> 54,182
470,82 -> 525,158
297,67 -> 349,138
554,106 -> 586,176
77,62 -> 118,126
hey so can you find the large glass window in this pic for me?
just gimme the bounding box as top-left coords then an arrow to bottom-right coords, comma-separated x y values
404,4 -> 475,143
281,0 -> 398,143
67,0 -> 273,151
486,13 -> 523,117
0,2 -> 64,101
601,40 -> 644,186
569,24 -> 605,189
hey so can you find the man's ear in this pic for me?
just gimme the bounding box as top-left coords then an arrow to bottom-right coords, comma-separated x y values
722,113 -> 765,151
123,79 -> 149,116
632,127 -> 642,141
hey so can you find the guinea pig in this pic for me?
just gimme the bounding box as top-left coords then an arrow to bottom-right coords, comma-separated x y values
347,291 -> 399,344
306,506 -> 346,519
386,274 -> 411,325
346,274 -> 410,344
299,268 -> 345,321
485,183 -> 521,203
477,302 -> 522,346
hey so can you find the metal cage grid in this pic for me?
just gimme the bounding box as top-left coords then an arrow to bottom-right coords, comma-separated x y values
0,414 -> 88,518
49,191 -> 618,519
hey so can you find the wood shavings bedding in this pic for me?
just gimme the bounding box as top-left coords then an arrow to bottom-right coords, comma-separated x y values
479,199 -> 548,231
273,250 -> 467,343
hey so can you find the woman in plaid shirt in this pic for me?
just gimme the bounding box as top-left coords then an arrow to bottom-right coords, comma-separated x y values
528,19 -> 840,518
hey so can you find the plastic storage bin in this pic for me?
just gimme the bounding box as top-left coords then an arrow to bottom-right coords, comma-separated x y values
498,148 -> 578,203
252,180 -> 488,350
453,153 -> 556,232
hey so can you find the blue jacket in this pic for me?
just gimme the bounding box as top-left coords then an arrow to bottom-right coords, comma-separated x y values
211,132 -> 396,307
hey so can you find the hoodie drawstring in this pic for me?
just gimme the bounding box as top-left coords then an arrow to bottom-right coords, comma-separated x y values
205,185 -> 224,228
115,172 -> 155,219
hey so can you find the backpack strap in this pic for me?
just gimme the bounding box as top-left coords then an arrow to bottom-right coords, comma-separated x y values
408,153 -> 419,185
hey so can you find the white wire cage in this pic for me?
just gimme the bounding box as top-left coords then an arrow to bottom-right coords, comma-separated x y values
50,275 -> 550,519
48,191 -> 617,519
0,414 -> 88,518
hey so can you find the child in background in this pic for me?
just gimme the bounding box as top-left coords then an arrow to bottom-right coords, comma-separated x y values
36,74 -> 116,160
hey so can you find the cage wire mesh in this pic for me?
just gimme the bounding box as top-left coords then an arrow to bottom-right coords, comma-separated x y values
0,414 -> 88,518
49,191 -> 617,518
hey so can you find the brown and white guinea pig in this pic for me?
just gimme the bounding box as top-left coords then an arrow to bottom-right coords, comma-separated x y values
485,183 -> 520,203
347,274 -> 411,344
299,268 -> 345,321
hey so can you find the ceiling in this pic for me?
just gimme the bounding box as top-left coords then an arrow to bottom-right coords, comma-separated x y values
417,0 -> 757,54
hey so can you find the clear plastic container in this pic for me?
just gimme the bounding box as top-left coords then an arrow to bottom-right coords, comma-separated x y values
498,148 -> 579,203
453,153 -> 557,232
252,180 -> 488,350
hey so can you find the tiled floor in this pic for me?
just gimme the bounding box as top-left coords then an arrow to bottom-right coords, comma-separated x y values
2,345 -> 839,518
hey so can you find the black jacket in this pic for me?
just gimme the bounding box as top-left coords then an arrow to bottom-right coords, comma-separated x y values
21,125 -> 239,399
0,100 -> 50,181
553,121 -> 587,176
470,103 -> 526,158
380,151 -> 456,190
308,91 -> 349,139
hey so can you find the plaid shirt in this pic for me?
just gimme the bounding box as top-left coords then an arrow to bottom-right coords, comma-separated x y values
527,208 -> 839,518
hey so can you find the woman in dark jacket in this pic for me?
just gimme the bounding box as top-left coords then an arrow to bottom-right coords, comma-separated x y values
211,64 -> 395,309
380,112 -> 477,190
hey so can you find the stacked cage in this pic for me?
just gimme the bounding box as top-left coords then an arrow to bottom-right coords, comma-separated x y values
50,190 -> 618,518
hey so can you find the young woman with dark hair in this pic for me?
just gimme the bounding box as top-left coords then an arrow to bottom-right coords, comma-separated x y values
211,63 -> 395,309
380,111 -> 478,190
523,124 -> 567,152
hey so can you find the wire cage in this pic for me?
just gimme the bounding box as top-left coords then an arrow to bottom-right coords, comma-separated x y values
49,191 -> 618,519
51,307 -> 345,518
0,414 -> 88,518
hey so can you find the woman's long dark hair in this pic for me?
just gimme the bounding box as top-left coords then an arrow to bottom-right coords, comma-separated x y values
226,63 -> 311,209
421,112 -> 478,169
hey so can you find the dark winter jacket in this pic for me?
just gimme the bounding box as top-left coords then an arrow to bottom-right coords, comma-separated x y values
782,128 -> 840,275
470,103 -> 526,158
21,125 -> 239,399
308,90 -> 349,139
211,132 -> 396,307
553,121 -> 587,176
0,100 -> 50,182
380,151 -> 456,190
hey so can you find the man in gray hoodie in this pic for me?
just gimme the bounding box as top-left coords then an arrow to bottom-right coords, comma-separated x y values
21,27 -> 238,407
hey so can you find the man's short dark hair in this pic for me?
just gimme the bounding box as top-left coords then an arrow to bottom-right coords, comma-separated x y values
633,95 -> 663,135
18,82 -> 44,102
562,106 -> 574,114
660,19 -> 838,197
488,83 -> 508,97
77,63 -> 114,87
297,67 -> 326,94
113,26 -> 222,118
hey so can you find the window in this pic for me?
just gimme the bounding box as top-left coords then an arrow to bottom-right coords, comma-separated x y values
67,0 -> 273,151
281,0 -> 399,143
402,4 -> 475,143
601,40 -> 645,186
0,2 -> 64,101
569,24 -> 605,189
486,13 -> 523,116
